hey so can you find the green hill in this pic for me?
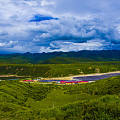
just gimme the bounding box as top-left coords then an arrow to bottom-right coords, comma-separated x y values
0,50 -> 120,64
0,76 -> 120,120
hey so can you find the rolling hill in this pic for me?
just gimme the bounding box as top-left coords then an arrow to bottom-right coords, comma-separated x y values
0,50 -> 120,64
0,76 -> 120,120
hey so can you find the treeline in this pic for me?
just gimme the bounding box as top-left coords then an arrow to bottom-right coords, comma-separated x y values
0,62 -> 120,78
0,64 -> 50,78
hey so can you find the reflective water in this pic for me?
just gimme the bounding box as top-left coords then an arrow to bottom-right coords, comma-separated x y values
73,73 -> 120,81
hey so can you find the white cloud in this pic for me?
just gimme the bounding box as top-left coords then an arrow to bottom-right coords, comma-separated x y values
39,40 -> 106,53
41,0 -> 55,7
0,43 -> 6,47
0,0 -> 120,53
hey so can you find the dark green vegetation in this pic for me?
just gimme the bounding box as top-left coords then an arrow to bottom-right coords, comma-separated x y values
0,62 -> 120,78
0,50 -> 120,64
0,76 -> 120,120
0,55 -> 120,120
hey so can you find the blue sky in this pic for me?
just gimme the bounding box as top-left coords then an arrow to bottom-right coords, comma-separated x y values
0,0 -> 120,53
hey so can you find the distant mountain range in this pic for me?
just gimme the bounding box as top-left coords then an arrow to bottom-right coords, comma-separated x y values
0,50 -> 120,64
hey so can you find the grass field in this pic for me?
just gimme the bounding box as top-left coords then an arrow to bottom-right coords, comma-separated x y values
0,62 -> 120,78
0,75 -> 120,120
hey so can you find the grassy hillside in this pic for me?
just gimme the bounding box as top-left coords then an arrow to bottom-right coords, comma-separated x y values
0,76 -> 120,120
0,50 -> 120,64
0,62 -> 120,78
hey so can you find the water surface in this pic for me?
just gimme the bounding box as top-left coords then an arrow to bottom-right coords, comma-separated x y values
73,73 -> 120,81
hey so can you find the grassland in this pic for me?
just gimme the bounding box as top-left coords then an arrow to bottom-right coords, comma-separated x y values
0,75 -> 120,120
0,62 -> 120,119
0,62 -> 120,79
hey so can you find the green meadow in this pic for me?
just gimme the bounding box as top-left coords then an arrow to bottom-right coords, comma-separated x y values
0,62 -> 120,119
0,62 -> 120,78
0,75 -> 120,120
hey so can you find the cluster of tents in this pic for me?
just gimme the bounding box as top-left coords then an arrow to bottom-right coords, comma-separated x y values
58,80 -> 89,85
21,79 -> 94,85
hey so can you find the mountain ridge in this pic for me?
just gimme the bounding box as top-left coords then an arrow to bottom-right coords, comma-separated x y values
0,50 -> 120,64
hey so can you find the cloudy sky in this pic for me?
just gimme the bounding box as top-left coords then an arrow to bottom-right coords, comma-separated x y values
0,0 -> 120,53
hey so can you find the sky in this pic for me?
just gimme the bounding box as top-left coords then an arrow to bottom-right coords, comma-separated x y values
0,0 -> 120,53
